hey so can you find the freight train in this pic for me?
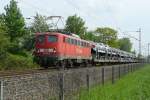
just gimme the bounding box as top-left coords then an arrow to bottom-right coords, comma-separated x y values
33,32 -> 138,68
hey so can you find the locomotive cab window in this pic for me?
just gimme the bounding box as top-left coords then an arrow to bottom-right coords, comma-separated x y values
77,40 -> 80,46
64,37 -> 68,43
75,40 -> 77,45
48,35 -> 58,42
37,35 -> 45,43
81,42 -> 84,46
71,39 -> 74,44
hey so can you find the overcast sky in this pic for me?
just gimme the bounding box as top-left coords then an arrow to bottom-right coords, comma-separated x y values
0,0 -> 150,56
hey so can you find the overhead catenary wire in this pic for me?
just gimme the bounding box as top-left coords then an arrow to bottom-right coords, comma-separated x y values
18,0 -> 66,30
64,0 -> 79,15
64,0 -> 104,27
118,28 -> 149,56
17,0 -> 148,56
104,0 -> 120,28
18,0 -> 54,15
19,0 -> 121,31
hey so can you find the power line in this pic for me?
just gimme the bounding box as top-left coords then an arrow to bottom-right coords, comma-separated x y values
64,0 -> 79,14
32,0 -> 57,15
64,0 -> 102,26
104,0 -> 119,28
18,0 -> 54,15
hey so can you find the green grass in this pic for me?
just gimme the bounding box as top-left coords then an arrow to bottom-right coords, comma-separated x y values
79,64 -> 150,100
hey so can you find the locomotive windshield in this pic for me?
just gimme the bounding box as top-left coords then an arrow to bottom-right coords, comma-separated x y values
37,35 -> 45,43
48,35 -> 58,42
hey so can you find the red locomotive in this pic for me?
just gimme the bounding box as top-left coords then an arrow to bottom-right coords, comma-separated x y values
34,32 -> 92,68
34,32 -> 138,69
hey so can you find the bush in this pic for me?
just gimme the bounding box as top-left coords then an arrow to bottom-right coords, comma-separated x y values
0,33 -> 10,60
0,53 -> 39,70
22,34 -> 35,51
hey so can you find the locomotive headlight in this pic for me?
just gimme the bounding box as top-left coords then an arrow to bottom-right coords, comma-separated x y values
48,48 -> 54,52
47,48 -> 56,53
53,48 -> 56,53
39,49 -> 44,52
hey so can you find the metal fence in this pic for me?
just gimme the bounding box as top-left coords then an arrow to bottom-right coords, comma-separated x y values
0,63 -> 144,100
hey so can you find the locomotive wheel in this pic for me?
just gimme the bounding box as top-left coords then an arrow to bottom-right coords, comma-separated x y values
60,60 -> 66,70
39,59 -> 49,69
84,61 -> 88,67
68,60 -> 73,68
55,60 -> 66,70
55,61 -> 60,69
81,60 -> 89,67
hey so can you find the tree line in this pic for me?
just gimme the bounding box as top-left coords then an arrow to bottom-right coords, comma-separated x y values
0,0 -> 134,70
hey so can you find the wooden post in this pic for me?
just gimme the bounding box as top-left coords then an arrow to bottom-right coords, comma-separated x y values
102,67 -> 105,85
124,65 -> 126,75
112,66 -> 115,84
0,81 -> 3,100
118,66 -> 121,79
86,74 -> 90,91
128,64 -> 129,73
59,73 -> 64,100
131,64 -> 132,72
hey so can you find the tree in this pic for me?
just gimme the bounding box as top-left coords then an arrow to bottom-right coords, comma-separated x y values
23,13 -> 49,51
4,0 -> 26,42
118,38 -> 132,52
83,31 -> 99,42
22,31 -> 35,51
65,14 -> 87,38
95,27 -> 118,48
0,15 -> 9,59
31,13 -> 49,33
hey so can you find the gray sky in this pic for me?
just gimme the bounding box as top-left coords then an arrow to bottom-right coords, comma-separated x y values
0,0 -> 150,56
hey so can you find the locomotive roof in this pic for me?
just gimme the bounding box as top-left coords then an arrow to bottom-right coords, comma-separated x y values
36,32 -> 91,43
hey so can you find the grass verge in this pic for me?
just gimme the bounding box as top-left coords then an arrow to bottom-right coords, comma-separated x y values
79,64 -> 150,100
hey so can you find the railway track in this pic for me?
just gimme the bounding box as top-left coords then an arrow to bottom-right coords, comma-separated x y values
0,63 -> 139,78
0,67 -> 57,77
